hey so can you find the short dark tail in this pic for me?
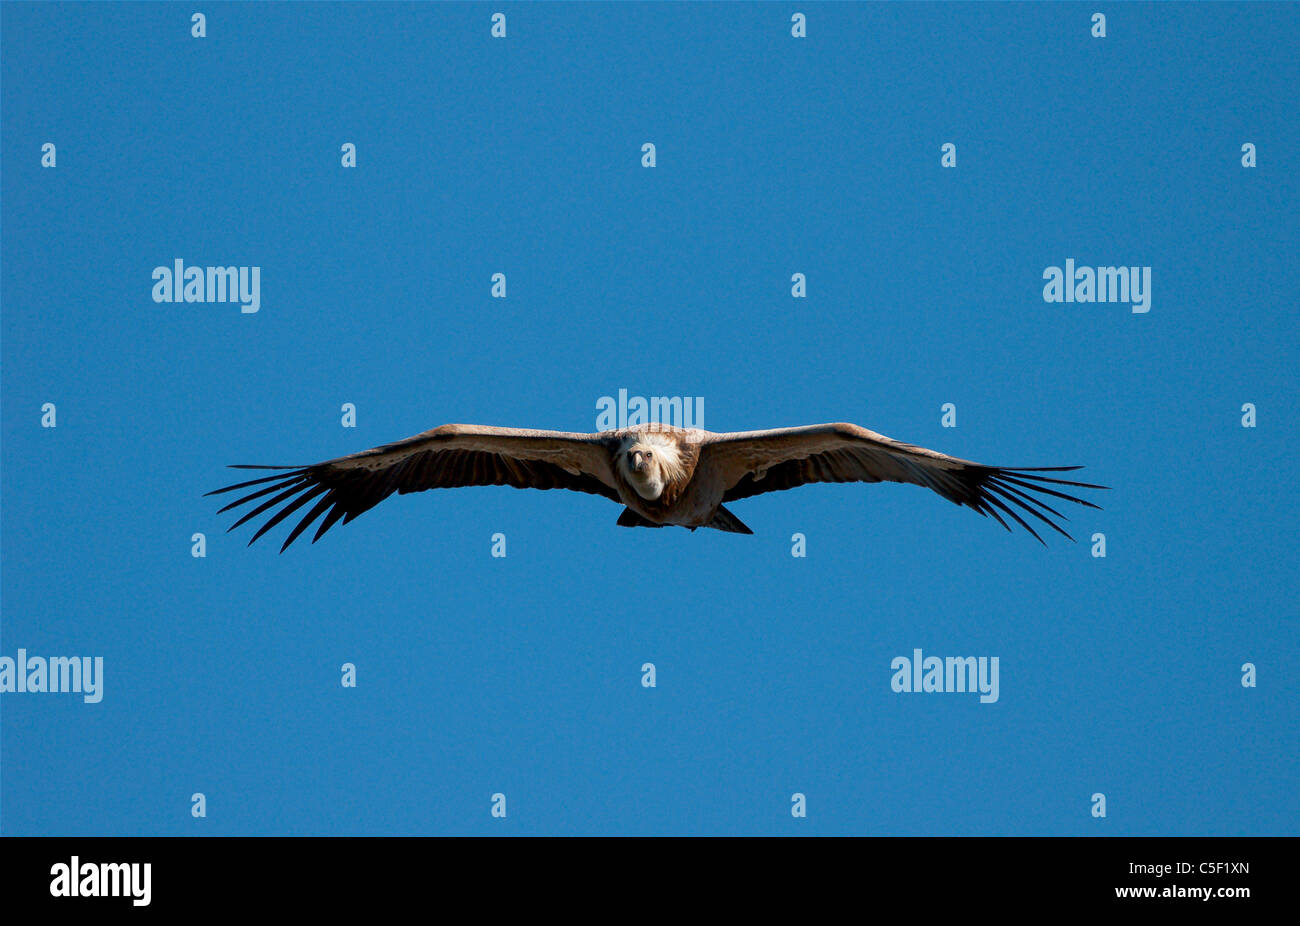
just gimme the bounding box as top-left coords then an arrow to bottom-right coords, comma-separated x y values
616,506 -> 753,534
616,508 -> 666,528
706,505 -> 753,534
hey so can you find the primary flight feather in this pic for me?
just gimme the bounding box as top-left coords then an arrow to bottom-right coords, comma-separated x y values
207,422 -> 1106,552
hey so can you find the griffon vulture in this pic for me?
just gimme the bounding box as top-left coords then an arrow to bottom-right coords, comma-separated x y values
208,422 -> 1105,552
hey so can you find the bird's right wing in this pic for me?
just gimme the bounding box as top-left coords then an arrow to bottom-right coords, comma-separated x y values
207,424 -> 620,551
699,422 -> 1105,543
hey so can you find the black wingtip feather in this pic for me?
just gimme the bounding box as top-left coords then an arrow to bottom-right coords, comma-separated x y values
227,464 -> 310,470
212,458 -> 394,550
998,474 -> 1105,509
216,475 -> 307,514
280,494 -> 335,553
1001,468 -> 1109,490
227,482 -> 307,532
205,468 -> 309,496
964,464 -> 1107,544
991,480 -> 1068,522
248,483 -> 329,546
312,504 -> 348,544
986,483 -> 1073,541
982,492 -> 1049,545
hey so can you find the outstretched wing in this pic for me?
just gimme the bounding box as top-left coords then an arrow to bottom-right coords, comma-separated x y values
207,425 -> 619,551
699,422 -> 1106,543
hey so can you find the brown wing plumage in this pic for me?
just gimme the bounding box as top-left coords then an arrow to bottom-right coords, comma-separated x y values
207,425 -> 619,552
700,423 -> 1106,543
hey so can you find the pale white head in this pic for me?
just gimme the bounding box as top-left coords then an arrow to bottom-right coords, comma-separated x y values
616,431 -> 687,500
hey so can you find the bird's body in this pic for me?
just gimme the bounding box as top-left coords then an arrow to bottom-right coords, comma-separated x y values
209,421 -> 1105,551
609,428 -> 720,530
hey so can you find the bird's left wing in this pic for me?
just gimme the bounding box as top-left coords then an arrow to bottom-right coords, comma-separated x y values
207,424 -> 620,551
698,422 -> 1105,543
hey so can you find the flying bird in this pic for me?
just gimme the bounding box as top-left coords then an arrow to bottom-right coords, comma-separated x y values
208,422 -> 1106,552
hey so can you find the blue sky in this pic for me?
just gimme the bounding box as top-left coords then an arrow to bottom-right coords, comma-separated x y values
2,2 -> 1297,835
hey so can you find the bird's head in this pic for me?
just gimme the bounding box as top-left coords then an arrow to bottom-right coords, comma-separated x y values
617,431 -> 686,500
